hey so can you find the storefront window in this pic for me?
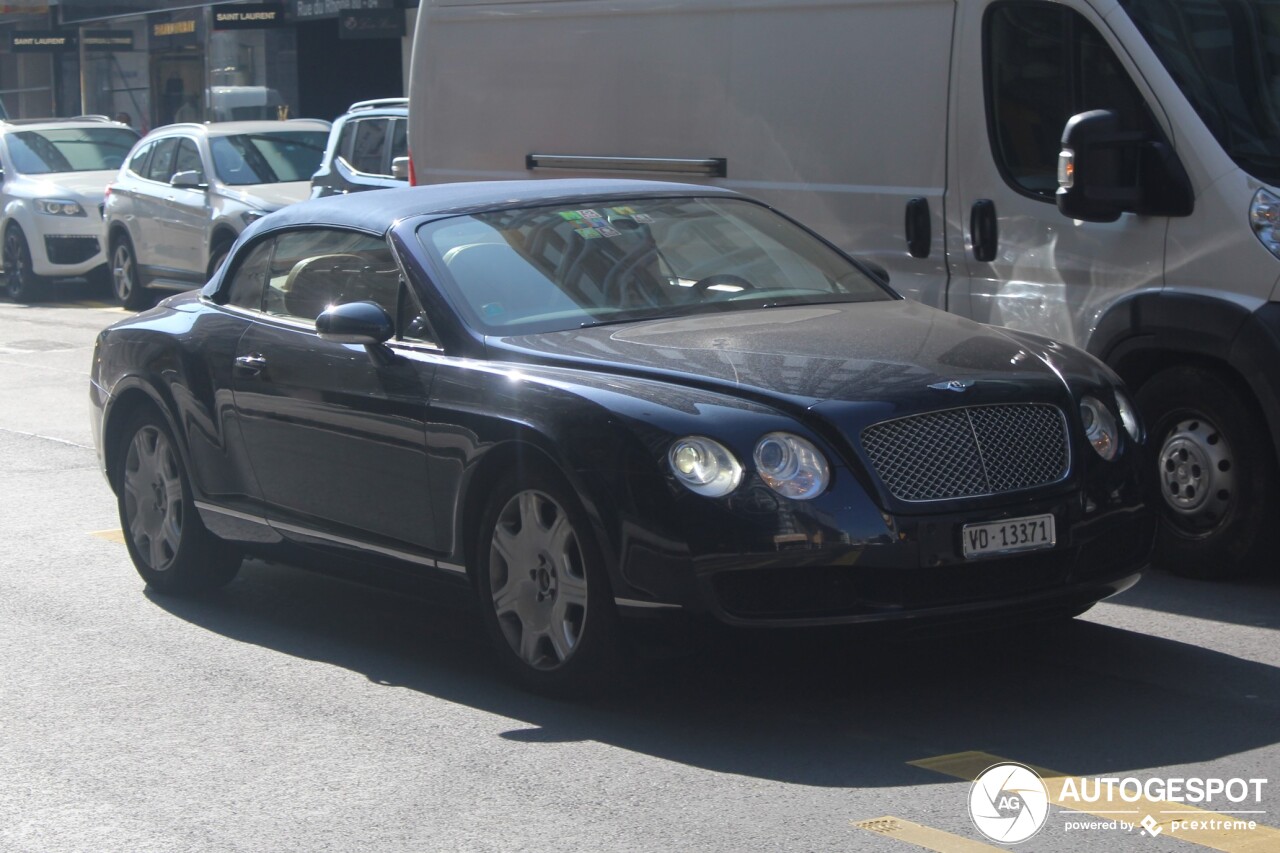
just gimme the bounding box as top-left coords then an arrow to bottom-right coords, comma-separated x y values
80,19 -> 150,130
209,24 -> 298,121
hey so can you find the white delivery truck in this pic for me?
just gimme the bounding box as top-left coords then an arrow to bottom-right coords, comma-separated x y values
407,0 -> 1280,579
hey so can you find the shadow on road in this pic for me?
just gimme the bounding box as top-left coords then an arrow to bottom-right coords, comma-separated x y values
147,558 -> 1280,790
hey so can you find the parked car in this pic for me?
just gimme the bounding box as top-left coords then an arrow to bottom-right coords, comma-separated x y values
90,179 -> 1153,693
103,119 -> 330,310
0,116 -> 138,301
310,98 -> 408,199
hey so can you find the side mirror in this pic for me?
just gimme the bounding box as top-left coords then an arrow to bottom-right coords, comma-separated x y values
1057,109 -> 1193,223
170,170 -> 207,190
391,156 -> 410,181
316,300 -> 395,348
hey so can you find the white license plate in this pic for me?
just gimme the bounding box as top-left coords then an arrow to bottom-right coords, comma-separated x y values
961,513 -> 1056,558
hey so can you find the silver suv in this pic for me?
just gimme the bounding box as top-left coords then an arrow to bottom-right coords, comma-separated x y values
0,116 -> 139,302
104,119 -> 329,310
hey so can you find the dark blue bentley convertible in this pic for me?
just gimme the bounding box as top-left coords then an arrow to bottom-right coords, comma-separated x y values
90,179 -> 1153,692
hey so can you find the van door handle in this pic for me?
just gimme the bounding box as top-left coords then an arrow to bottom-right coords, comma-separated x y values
905,197 -> 931,258
234,354 -> 267,376
970,199 -> 998,263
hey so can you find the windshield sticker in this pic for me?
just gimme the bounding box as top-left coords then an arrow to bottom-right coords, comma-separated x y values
558,211 -> 584,221
574,227 -> 603,239
598,226 -> 621,237
576,209 -> 600,219
632,214 -> 654,223
610,206 -> 637,215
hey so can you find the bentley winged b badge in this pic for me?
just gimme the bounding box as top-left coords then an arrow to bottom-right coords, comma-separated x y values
928,379 -> 976,392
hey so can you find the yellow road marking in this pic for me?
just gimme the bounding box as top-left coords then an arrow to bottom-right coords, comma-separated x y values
90,529 -> 125,544
853,816 -> 1004,852
911,751 -> 1279,853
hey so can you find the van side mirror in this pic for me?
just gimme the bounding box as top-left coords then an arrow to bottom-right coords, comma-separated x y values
391,156 -> 410,181
1057,109 -> 1193,223
171,170 -> 207,191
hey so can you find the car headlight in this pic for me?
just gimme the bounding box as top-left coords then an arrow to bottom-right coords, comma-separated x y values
1113,387 -> 1141,441
1080,395 -> 1119,460
1251,188 -> 1280,259
753,432 -> 830,499
668,436 -> 743,497
34,199 -> 85,217
240,210 -> 266,226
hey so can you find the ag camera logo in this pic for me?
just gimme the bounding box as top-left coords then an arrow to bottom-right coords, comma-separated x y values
969,762 -> 1050,844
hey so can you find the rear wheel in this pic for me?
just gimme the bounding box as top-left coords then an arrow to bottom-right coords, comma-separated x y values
1135,367 -> 1276,579
116,409 -> 240,594
111,235 -> 152,311
474,467 -> 621,695
3,224 -> 45,302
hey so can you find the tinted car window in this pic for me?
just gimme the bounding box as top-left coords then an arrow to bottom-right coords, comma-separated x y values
262,229 -> 400,325
145,138 -> 180,183
986,2 -> 1156,197
349,119 -> 388,175
173,138 -> 205,182
127,140 -> 153,177
227,239 -> 274,310
210,131 -> 328,185
7,127 -> 138,174
390,118 -> 407,160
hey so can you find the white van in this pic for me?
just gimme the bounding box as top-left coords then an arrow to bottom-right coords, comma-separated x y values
408,0 -> 1280,579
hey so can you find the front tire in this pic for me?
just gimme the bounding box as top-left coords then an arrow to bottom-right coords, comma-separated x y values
116,409 -> 240,594
474,466 -> 621,695
111,235 -> 152,311
3,225 -> 46,302
1135,367 -> 1276,579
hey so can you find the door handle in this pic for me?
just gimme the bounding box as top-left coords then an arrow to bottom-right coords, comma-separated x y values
970,199 -> 998,263
905,197 -> 931,259
234,354 -> 267,375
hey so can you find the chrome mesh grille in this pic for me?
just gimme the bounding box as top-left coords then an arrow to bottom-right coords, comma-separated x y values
861,404 -> 1068,501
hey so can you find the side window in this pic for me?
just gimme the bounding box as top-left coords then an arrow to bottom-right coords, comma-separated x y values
127,141 -> 153,177
350,119 -> 389,175
985,2 -> 1157,197
390,118 -> 407,161
262,229 -> 401,325
335,121 -> 357,164
145,137 -> 180,184
173,138 -> 205,182
226,239 -> 274,310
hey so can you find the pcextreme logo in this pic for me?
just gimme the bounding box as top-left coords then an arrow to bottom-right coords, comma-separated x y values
967,762 -> 1270,845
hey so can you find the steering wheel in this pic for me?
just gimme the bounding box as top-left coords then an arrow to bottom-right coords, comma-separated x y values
691,273 -> 757,294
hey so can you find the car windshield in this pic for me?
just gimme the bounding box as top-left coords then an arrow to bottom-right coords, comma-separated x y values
417,196 -> 892,334
209,131 -> 327,185
1121,0 -> 1280,183
7,127 -> 138,174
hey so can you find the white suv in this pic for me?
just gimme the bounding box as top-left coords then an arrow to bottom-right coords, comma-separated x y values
104,119 -> 329,309
0,117 -> 139,302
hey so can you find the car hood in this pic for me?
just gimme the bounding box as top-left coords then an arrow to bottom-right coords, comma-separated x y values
11,170 -> 117,202
216,180 -> 312,210
490,300 -> 1077,418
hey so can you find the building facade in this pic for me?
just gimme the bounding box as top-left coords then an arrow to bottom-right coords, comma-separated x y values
0,1 -> 416,129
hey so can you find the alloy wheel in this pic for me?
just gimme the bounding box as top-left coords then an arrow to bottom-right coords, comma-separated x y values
122,425 -> 185,572
487,489 -> 589,670
112,241 -> 136,303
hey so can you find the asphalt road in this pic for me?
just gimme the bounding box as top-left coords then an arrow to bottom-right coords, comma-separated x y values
2,286 -> 1278,853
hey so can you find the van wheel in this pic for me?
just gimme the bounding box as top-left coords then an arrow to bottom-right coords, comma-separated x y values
111,236 -> 152,311
116,409 -> 241,593
474,466 -> 621,695
3,225 -> 45,302
1135,367 -> 1276,579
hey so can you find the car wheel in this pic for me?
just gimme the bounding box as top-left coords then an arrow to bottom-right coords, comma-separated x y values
475,467 -> 621,694
116,409 -> 241,594
1135,366 -> 1276,579
111,236 -> 153,311
3,225 -> 45,302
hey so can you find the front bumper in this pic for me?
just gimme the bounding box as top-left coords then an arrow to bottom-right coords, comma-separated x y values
28,215 -> 108,277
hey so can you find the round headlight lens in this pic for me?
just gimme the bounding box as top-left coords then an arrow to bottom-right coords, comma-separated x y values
753,432 -> 830,499
668,436 -> 743,497
1114,388 -> 1141,441
1080,395 -> 1119,460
